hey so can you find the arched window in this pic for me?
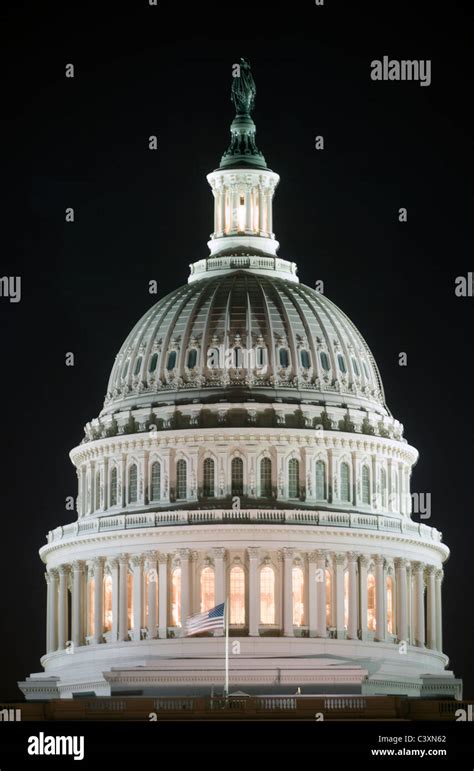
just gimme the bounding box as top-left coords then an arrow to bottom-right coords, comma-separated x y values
104,574 -> 112,632
352,357 -> 360,377
315,460 -> 326,500
166,351 -> 177,371
367,573 -> 376,631
176,459 -> 187,500
88,575 -> 95,636
122,359 -> 129,379
148,352 -> 158,373
95,471 -> 100,511
207,347 -> 220,369
231,457 -> 244,496
340,461 -> 350,502
187,349 -> 198,369
381,468 -> 387,508
292,566 -> 304,627
300,350 -> 310,369
325,569 -> 331,627
320,351 -> 330,371
128,464 -> 138,503
127,572 -> 133,631
260,565 -> 275,624
337,354 -> 347,374
133,356 -> 142,376
288,458 -> 300,498
110,466 -> 117,507
172,567 -> 181,626
386,575 -> 394,635
150,461 -> 161,501
279,348 -> 289,368
344,570 -> 349,630
260,457 -> 272,497
230,566 -> 245,625
203,457 -> 215,497
233,347 -> 243,368
362,465 -> 371,504
256,346 -> 266,368
200,567 -> 215,613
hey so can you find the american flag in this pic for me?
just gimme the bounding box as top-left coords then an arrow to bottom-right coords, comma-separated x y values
184,602 -> 225,636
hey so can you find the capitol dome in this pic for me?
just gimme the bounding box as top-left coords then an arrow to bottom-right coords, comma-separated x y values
20,59 -> 461,702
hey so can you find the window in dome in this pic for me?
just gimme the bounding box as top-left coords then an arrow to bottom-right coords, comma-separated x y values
320,351 -> 330,371
172,567 -> 181,626
260,457 -> 272,497
367,573 -> 376,631
233,347 -> 243,368
150,461 -> 161,501
260,565 -> 275,624
337,354 -> 347,373
340,462 -> 350,502
362,361 -> 370,380
386,575 -> 394,634
176,459 -> 187,500
166,351 -> 177,371
207,347 -> 220,369
300,349 -> 311,369
352,357 -> 360,377
203,457 -> 215,498
315,460 -> 327,500
292,566 -> 304,627
200,567 -> 215,613
230,566 -> 245,625
122,360 -> 129,379
288,458 -> 300,498
362,465 -> 371,504
128,464 -> 138,503
133,356 -> 142,376
110,466 -> 117,507
231,457 -> 244,496
279,348 -> 289,368
256,346 -> 266,369
148,353 -> 158,373
187,349 -> 197,369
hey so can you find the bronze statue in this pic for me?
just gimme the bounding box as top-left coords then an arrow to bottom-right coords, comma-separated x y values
231,57 -> 256,116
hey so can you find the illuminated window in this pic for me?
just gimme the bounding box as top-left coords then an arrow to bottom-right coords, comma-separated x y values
325,569 -> 331,627
362,465 -> 371,504
200,567 -> 215,613
104,574 -> 112,632
127,572 -> 133,630
288,458 -> 300,498
88,576 -> 95,636
110,466 -> 117,506
231,457 -> 244,496
187,349 -> 197,369
176,459 -> 187,499
172,568 -> 181,626
260,457 -> 272,497
367,573 -> 376,631
386,575 -> 394,634
344,570 -> 349,630
128,464 -> 137,503
320,351 -> 330,371
133,356 -> 142,376
166,351 -> 177,370
230,566 -> 245,625
381,468 -> 387,508
279,348 -> 289,368
340,462 -> 350,502
148,352 -> 158,373
203,457 -> 215,497
315,460 -> 326,500
292,566 -> 304,627
337,354 -> 347,373
300,350 -> 310,369
150,461 -> 161,501
260,565 -> 275,624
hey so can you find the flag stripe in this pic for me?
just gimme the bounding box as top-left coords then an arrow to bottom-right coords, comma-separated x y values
184,602 -> 225,636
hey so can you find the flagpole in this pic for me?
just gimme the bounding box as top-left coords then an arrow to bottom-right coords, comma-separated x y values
224,597 -> 229,698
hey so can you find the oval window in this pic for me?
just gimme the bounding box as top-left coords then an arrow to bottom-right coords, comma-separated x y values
300,350 -> 310,369
148,352 -> 158,373
362,361 -> 370,379
166,351 -> 177,370
279,348 -> 289,367
320,352 -> 330,371
351,357 -> 360,377
187,349 -> 197,369
133,356 -> 142,376
122,360 -> 129,379
337,354 -> 347,374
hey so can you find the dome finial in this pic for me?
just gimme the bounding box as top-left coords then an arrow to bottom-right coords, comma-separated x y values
231,56 -> 256,117
220,58 -> 266,169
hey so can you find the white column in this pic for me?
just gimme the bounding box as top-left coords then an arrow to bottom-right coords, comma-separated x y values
145,552 -> 158,639
347,552 -> 358,640
248,547 -> 260,636
316,550 -> 327,637
374,555 -> 385,642
131,556 -> 144,642
244,186 -> 252,231
413,562 -> 425,647
258,184 -> 265,234
426,565 -> 437,650
308,552 -> 317,637
231,185 -> 239,232
213,547 -> 226,637
179,549 -> 190,630
359,555 -> 369,641
395,558 -> 408,642
58,565 -> 69,650
45,572 -> 52,652
109,558 -> 119,642
92,557 -> 104,644
334,553 -> 345,638
282,547 -> 294,637
265,189 -> 273,234
158,554 -> 168,638
118,555 -> 129,641
218,187 -> 225,234
435,569 -> 443,652
407,562 -> 414,644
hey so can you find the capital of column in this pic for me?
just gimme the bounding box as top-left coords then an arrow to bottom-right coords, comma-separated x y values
178,548 -> 190,561
435,568 -> 444,582
107,557 -> 119,569
346,552 -> 358,564
282,547 -> 295,561
374,554 -> 385,567
359,555 -> 370,568
118,553 -> 129,565
247,546 -> 260,560
92,556 -> 105,568
44,571 -> 50,585
413,561 -> 425,573
71,560 -> 85,573
190,550 -> 199,563
334,552 -> 346,567
425,564 -> 436,577
49,568 -> 59,580
130,555 -> 144,568
158,553 -> 168,565
394,557 -> 408,570
314,549 -> 328,565
212,547 -> 227,560
58,564 -> 70,577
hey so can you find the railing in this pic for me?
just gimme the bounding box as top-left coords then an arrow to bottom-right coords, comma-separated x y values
45,509 -> 443,545
324,697 -> 367,710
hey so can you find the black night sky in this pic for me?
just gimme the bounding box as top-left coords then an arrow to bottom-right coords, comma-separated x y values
1,0 -> 472,704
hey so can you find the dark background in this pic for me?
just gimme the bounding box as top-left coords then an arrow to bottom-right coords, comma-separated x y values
1,0 -> 472,701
